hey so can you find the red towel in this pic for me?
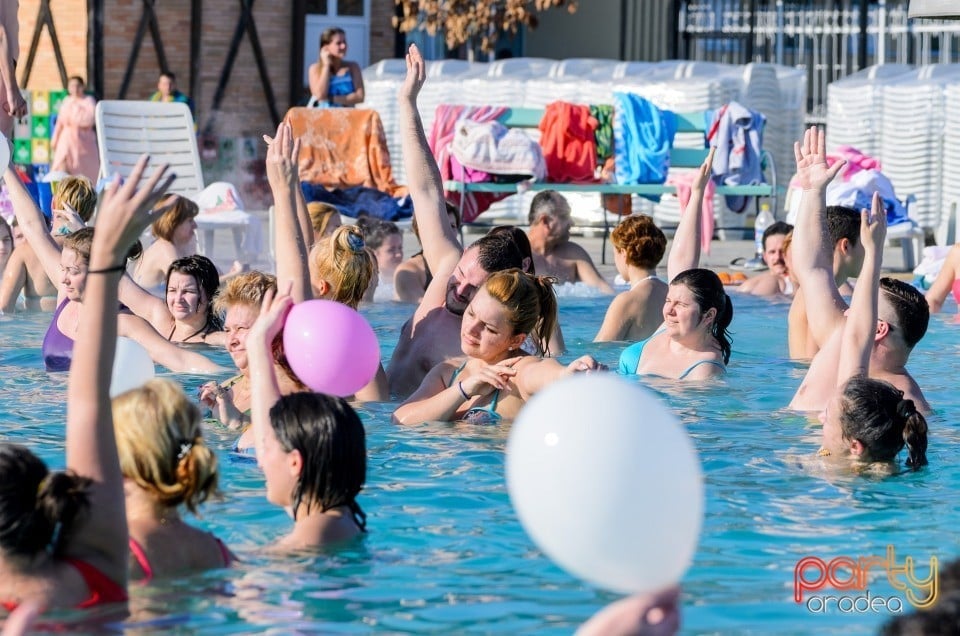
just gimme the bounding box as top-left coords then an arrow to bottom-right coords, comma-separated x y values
538,101 -> 599,183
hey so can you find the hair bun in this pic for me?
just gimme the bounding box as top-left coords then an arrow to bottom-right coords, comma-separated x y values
346,231 -> 365,253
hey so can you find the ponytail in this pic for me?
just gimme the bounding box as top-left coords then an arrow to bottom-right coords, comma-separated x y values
712,293 -> 734,365
898,399 -> 929,470
531,275 -> 559,354
0,445 -> 91,558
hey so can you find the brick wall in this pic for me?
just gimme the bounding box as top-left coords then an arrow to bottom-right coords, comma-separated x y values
369,0 -> 397,64
18,0 -> 87,90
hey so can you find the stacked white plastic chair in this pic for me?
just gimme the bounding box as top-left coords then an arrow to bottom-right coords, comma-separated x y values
941,82 -> 960,245
825,64 -> 914,157
879,65 -> 960,240
359,60 -> 406,183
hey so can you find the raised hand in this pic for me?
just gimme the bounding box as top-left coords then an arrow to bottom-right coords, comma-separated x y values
793,127 -> 844,191
94,155 -> 174,263
399,43 -> 426,104
249,281 -> 294,348
861,191 -> 887,253
692,146 -> 717,193
263,121 -> 301,189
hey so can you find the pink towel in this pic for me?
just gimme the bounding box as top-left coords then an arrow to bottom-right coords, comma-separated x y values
666,173 -> 716,255
429,105 -> 509,222
828,145 -> 882,182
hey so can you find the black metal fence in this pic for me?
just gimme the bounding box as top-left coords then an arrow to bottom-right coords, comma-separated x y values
678,1 -> 960,120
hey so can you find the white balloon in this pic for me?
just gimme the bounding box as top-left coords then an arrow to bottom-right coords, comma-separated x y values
506,374 -> 704,594
110,337 -> 155,398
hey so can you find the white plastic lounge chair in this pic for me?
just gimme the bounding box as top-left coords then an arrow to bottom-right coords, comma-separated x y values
95,100 -> 259,262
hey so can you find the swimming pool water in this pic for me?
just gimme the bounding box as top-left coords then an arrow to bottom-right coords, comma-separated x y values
1,291 -> 956,634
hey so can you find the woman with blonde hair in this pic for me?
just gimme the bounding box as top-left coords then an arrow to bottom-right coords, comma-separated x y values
394,268 -> 602,425
264,121 -> 388,400
310,224 -> 376,307
307,201 -> 342,245
199,270 -> 308,445
132,196 -> 199,294
113,378 -> 233,581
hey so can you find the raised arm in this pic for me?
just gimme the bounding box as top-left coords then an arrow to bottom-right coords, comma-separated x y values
837,193 -> 886,384
117,273 -> 169,327
0,248 -> 26,312
65,156 -> 173,587
264,122 -> 311,303
309,58 -> 333,103
399,45 -> 462,290
667,147 -> 715,281
791,127 -> 849,347
118,313 -> 224,373
4,166 -> 63,287
248,285 -> 291,459
923,244 -> 960,313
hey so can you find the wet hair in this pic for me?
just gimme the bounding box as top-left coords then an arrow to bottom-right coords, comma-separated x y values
269,392 -> 366,530
212,271 -> 307,389
669,268 -> 734,364
487,225 -> 534,273
762,221 -> 793,250
839,376 -> 928,470
611,214 -> 666,270
52,176 -> 97,222
484,268 -> 558,354
320,27 -> 347,48
311,225 -> 376,309
152,196 -> 199,242
112,379 -> 219,514
528,190 -> 570,225
62,227 -> 142,265
411,201 -> 461,243
213,269 -> 276,315
471,232 -> 525,275
825,206 -> 860,248
880,277 -> 929,348
357,216 -> 402,251
307,202 -> 341,239
0,444 -> 91,558
166,254 -> 223,332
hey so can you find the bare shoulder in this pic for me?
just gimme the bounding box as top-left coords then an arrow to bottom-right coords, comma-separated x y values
555,240 -> 593,261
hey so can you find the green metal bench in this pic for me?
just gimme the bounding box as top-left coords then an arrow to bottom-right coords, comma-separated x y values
443,106 -> 777,262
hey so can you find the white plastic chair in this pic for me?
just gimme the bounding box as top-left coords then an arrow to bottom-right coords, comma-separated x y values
95,100 -> 257,262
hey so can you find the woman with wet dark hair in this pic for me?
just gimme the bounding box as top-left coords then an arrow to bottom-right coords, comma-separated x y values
120,254 -> 225,345
618,148 -> 733,380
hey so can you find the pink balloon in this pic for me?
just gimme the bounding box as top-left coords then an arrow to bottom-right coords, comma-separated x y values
282,300 -> 381,397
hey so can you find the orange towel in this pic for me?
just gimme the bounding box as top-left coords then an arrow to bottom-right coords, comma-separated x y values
538,101 -> 598,183
283,107 -> 407,198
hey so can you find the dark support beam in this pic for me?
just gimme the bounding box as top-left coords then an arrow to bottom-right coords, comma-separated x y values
290,0 -> 305,107
87,0 -> 104,98
117,0 -> 171,98
858,0 -> 869,68
205,0 -> 280,135
191,0 -> 202,103
21,0 -> 69,89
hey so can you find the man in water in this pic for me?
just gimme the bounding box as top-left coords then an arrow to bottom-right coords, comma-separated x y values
737,221 -> 793,297
788,127 -> 929,413
525,191 -> 614,294
386,45 -> 524,398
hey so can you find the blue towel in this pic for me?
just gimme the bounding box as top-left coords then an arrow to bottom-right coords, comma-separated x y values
612,92 -> 677,202
708,102 -> 766,213
301,184 -> 413,221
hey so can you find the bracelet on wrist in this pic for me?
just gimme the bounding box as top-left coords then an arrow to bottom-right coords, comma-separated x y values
457,381 -> 470,401
87,263 -> 126,275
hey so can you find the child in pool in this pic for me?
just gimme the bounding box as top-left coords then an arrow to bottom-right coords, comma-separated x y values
247,285 -> 367,549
